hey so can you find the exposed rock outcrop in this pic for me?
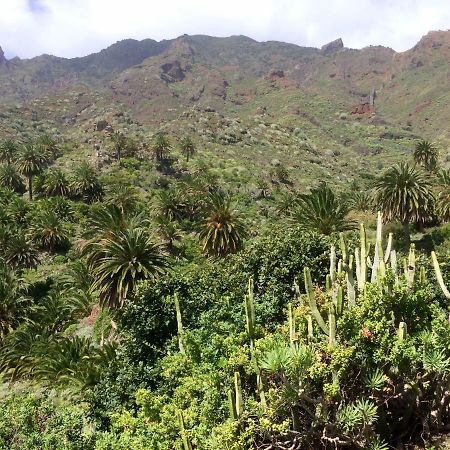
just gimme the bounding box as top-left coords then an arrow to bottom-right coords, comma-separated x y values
321,38 -> 344,55
351,102 -> 374,115
160,60 -> 185,83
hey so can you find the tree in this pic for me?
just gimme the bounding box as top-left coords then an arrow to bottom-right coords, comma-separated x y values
71,161 -> 103,203
0,164 -> 26,194
199,192 -> 247,258
17,143 -> 48,200
111,131 -> 127,163
39,168 -> 71,197
83,225 -> 167,308
151,132 -> 171,162
0,139 -> 18,164
106,184 -> 140,215
374,163 -> 434,244
436,170 -> 450,221
179,136 -> 195,162
413,140 -> 438,171
290,184 -> 355,235
30,209 -> 69,252
38,134 -> 60,161
4,234 -> 39,269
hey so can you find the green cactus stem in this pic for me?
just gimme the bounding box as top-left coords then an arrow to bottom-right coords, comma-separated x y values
330,245 -> 337,283
328,304 -> 336,346
228,390 -> 238,421
288,303 -> 296,348
304,267 -> 329,336
371,212 -> 383,282
346,255 -> 356,307
398,322 -> 408,341
407,244 -> 416,288
244,278 -> 256,350
419,266 -> 426,284
178,410 -> 193,450
390,250 -> 398,284
384,232 -> 393,264
234,372 -> 244,417
358,223 -> 367,290
432,251 -> 450,299
174,293 -> 185,354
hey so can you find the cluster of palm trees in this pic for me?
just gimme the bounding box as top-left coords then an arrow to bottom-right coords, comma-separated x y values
284,140 -> 449,244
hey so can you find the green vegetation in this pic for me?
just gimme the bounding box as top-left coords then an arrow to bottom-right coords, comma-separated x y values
1,118 -> 450,449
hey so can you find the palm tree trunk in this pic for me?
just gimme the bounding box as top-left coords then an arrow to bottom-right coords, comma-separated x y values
402,221 -> 410,246
28,176 -> 33,201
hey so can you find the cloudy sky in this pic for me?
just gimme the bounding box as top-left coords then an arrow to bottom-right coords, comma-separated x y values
1,0 -> 449,59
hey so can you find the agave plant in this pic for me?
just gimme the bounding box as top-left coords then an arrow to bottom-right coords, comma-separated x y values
199,192 -> 247,258
290,184 -> 355,235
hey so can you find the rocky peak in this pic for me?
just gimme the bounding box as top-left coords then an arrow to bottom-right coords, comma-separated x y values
0,46 -> 6,65
321,38 -> 344,55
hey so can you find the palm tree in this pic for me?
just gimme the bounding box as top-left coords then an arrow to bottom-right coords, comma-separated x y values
179,136 -> 195,162
290,184 -> 355,235
0,164 -> 26,193
0,139 -> 18,164
374,163 -> 434,244
30,210 -> 69,252
413,140 -> 438,171
83,225 -> 167,308
71,161 -> 103,203
17,143 -> 48,200
106,184 -> 140,215
4,234 -> 39,269
39,168 -> 71,197
38,134 -> 60,161
151,132 -> 171,161
111,131 -> 127,163
199,192 -> 247,258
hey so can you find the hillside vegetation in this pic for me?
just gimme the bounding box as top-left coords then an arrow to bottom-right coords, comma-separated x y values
0,31 -> 450,450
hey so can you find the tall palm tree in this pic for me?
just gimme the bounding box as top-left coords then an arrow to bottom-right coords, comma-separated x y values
374,163 -> 434,244
83,225 -> 167,308
17,143 -> 48,200
0,164 -> 26,193
179,136 -> 195,162
290,184 -> 355,235
71,161 -> 103,203
0,139 -> 18,164
199,192 -> 247,258
151,132 -> 171,161
106,184 -> 140,215
111,131 -> 127,163
436,169 -> 450,221
413,140 -> 438,172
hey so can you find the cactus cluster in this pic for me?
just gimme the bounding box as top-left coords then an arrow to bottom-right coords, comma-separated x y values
302,211 -> 438,344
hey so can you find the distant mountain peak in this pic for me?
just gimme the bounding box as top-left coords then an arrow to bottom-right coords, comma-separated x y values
321,38 -> 344,54
0,46 -> 6,64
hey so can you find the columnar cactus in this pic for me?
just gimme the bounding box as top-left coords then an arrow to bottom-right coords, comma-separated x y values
174,293 -> 185,354
431,251 -> 450,299
178,410 -> 193,450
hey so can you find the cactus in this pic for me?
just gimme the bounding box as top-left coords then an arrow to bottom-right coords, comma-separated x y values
390,250 -> 398,284
359,223 -> 368,290
419,266 -> 426,284
406,244 -> 416,288
178,410 -> 193,450
328,304 -> 336,345
346,256 -> 356,307
288,303 -> 296,348
371,212 -> 384,282
304,267 -> 329,336
398,322 -> 408,341
244,278 -> 256,349
431,251 -> 450,299
228,389 -> 238,421
174,293 -> 185,354
330,245 -> 337,284
234,372 -> 244,417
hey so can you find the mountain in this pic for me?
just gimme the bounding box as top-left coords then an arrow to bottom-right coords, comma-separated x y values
0,31 -> 449,186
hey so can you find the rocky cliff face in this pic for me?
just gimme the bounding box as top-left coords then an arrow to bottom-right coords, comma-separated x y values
0,46 -> 6,65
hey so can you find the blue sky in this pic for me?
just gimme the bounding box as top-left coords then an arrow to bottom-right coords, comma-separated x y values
1,0 -> 449,59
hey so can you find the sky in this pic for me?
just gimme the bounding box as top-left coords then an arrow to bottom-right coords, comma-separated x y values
0,0 -> 449,59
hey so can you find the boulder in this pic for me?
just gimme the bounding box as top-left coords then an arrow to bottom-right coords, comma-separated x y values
321,38 -> 344,55
351,102 -> 374,115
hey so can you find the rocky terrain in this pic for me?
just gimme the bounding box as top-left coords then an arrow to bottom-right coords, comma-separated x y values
0,30 -> 449,188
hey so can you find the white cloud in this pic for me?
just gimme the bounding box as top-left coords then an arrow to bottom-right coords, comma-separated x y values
0,0 -> 449,58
